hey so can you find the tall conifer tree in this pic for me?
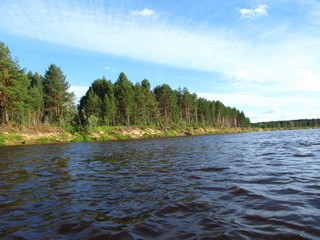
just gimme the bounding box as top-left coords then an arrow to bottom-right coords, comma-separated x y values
114,72 -> 135,126
43,64 -> 73,126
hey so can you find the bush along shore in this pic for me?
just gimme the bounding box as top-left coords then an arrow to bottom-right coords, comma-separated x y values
0,125 -> 253,146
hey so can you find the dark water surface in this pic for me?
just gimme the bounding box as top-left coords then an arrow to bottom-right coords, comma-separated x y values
1,129 -> 320,239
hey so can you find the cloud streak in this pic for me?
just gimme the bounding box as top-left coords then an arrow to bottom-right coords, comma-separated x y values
239,4 -> 268,18
1,0 -> 319,90
130,8 -> 156,17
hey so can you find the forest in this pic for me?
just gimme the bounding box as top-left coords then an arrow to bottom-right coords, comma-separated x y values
0,42 -> 251,131
253,119 -> 320,129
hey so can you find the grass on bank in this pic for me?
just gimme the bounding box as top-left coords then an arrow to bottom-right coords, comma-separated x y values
0,135 -> 24,146
0,124 -> 255,146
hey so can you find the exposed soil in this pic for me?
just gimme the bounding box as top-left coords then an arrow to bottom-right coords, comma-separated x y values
0,124 -> 73,145
0,124 -> 250,146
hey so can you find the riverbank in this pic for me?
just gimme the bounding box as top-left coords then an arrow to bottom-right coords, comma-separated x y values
0,125 -> 73,146
0,125 -> 253,146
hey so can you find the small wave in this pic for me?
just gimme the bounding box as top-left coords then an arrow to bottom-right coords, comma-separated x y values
195,186 -> 225,191
56,221 -> 93,235
154,202 -> 210,218
258,152 -> 276,156
227,185 -> 249,196
129,187 -> 154,193
56,221 -> 136,240
198,167 -> 228,172
226,185 -> 265,201
88,232 -> 134,240
293,153 -> 315,158
305,184 -> 320,191
276,187 -> 301,195
131,222 -> 166,238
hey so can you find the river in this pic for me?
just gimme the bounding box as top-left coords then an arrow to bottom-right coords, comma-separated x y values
1,129 -> 320,239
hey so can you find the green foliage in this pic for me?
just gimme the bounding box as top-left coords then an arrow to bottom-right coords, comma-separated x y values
5,134 -> 23,141
0,136 -> 5,145
112,133 -> 132,140
43,64 -> 74,126
39,137 -> 54,144
78,75 -> 251,129
88,115 -> 99,129
164,130 -> 177,137
114,72 -> 135,126
142,133 -> 162,138
27,71 -> 44,125
0,134 -> 23,145
0,42 -> 30,124
73,134 -> 92,142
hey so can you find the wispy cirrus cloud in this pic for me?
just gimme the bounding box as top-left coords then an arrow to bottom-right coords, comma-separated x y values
239,4 -> 268,18
104,66 -> 117,72
1,0 -> 320,119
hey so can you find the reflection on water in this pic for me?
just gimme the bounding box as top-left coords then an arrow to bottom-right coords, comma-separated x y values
1,129 -> 320,239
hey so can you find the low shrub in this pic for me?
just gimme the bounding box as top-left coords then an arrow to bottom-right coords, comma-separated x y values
0,136 -> 5,146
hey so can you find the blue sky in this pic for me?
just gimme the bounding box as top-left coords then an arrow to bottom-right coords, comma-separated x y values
1,0 -> 320,123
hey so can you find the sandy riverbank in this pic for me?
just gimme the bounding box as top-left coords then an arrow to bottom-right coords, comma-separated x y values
0,125 -> 252,146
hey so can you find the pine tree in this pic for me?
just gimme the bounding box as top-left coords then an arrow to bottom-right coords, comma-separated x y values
43,64 -> 74,126
134,82 -> 147,125
154,84 -> 178,125
0,42 -> 29,124
182,88 -> 193,126
141,79 -> 158,126
27,71 -> 44,125
86,88 -> 100,118
114,72 -> 135,126
103,94 -> 117,126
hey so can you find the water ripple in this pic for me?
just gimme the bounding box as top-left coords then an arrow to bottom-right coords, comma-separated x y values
1,129 -> 320,239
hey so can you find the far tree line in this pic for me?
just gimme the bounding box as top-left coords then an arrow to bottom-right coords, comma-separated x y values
0,41 -> 250,130
253,119 -> 320,129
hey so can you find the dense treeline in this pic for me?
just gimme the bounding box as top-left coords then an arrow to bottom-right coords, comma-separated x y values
0,42 -> 250,130
253,119 -> 320,129
78,73 -> 250,128
0,42 -> 75,126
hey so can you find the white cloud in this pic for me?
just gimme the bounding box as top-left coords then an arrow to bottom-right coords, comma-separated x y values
197,93 -> 282,108
0,0 -> 318,90
239,4 -> 268,18
69,86 -> 88,102
105,66 -> 116,72
263,109 -> 278,114
130,8 -> 156,17
197,92 -> 320,123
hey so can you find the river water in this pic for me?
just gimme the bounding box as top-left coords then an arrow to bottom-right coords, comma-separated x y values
1,129 -> 320,239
